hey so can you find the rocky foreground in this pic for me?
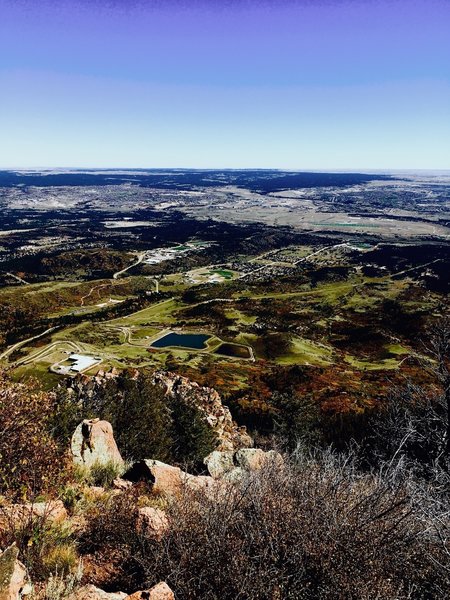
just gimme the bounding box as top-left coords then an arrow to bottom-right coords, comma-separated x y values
1,372 -> 282,600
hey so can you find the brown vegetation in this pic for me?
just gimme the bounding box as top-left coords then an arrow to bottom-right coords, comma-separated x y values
0,373 -> 68,501
79,455 -> 450,599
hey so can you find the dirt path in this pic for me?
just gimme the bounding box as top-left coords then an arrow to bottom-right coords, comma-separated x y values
80,283 -> 111,306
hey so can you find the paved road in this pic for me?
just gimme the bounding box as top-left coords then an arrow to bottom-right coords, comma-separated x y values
292,242 -> 349,265
5,272 -> 30,285
196,298 -> 234,305
0,326 -> 60,361
113,252 -> 146,279
390,259 -> 442,279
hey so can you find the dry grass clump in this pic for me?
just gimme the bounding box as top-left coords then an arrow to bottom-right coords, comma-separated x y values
41,543 -> 79,577
72,461 -> 125,490
0,513 -> 79,582
44,560 -> 83,600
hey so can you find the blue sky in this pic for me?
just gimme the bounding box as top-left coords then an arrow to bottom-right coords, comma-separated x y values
0,0 -> 449,169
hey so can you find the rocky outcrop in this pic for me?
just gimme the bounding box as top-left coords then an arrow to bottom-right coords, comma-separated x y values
123,460 -> 221,499
204,448 -> 284,480
67,585 -> 126,600
0,545 -> 32,600
126,583 -> 174,600
71,419 -> 124,470
153,371 -> 253,451
66,370 -> 252,453
0,501 -> 68,533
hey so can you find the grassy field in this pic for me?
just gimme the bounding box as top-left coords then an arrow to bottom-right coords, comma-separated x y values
209,269 -> 234,279
109,298 -> 181,326
224,309 -> 257,326
276,337 -> 335,366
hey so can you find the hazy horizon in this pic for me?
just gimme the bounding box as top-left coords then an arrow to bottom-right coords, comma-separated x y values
2,167 -> 450,175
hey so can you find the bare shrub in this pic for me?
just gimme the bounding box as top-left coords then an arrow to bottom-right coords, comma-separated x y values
79,453 -> 450,599
79,488 -> 143,591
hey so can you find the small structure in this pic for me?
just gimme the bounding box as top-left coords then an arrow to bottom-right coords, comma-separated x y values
52,353 -> 101,375
68,354 -> 99,373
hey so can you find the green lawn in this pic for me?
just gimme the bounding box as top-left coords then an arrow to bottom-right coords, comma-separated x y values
109,298 -> 181,326
344,354 -> 402,371
209,269 -> 234,280
276,337 -> 334,366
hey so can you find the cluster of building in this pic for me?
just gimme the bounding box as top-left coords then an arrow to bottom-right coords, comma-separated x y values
144,242 -> 210,265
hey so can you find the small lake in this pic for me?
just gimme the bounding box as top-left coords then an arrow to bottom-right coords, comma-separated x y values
151,332 -> 211,350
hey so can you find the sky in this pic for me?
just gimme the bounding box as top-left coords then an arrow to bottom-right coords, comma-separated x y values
0,0 -> 449,170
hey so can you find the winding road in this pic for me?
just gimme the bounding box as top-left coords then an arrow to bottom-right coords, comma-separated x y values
0,326 -> 60,361
113,252 -> 146,279
5,272 -> 29,285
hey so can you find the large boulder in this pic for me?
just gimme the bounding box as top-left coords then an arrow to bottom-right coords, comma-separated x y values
235,448 -> 267,471
67,585 -> 126,600
204,448 -> 284,481
26,500 -> 67,523
113,478 -> 133,492
126,583 -> 174,600
222,467 -> 246,484
123,460 -> 223,499
204,450 -> 235,479
136,507 -> 169,539
235,448 -> 283,472
71,419 -> 124,470
0,545 -> 32,600
184,473 -> 222,498
123,460 -> 183,497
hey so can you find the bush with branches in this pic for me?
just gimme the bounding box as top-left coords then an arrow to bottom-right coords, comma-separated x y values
364,317 -> 450,478
0,372 -> 68,500
79,451 -> 450,599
